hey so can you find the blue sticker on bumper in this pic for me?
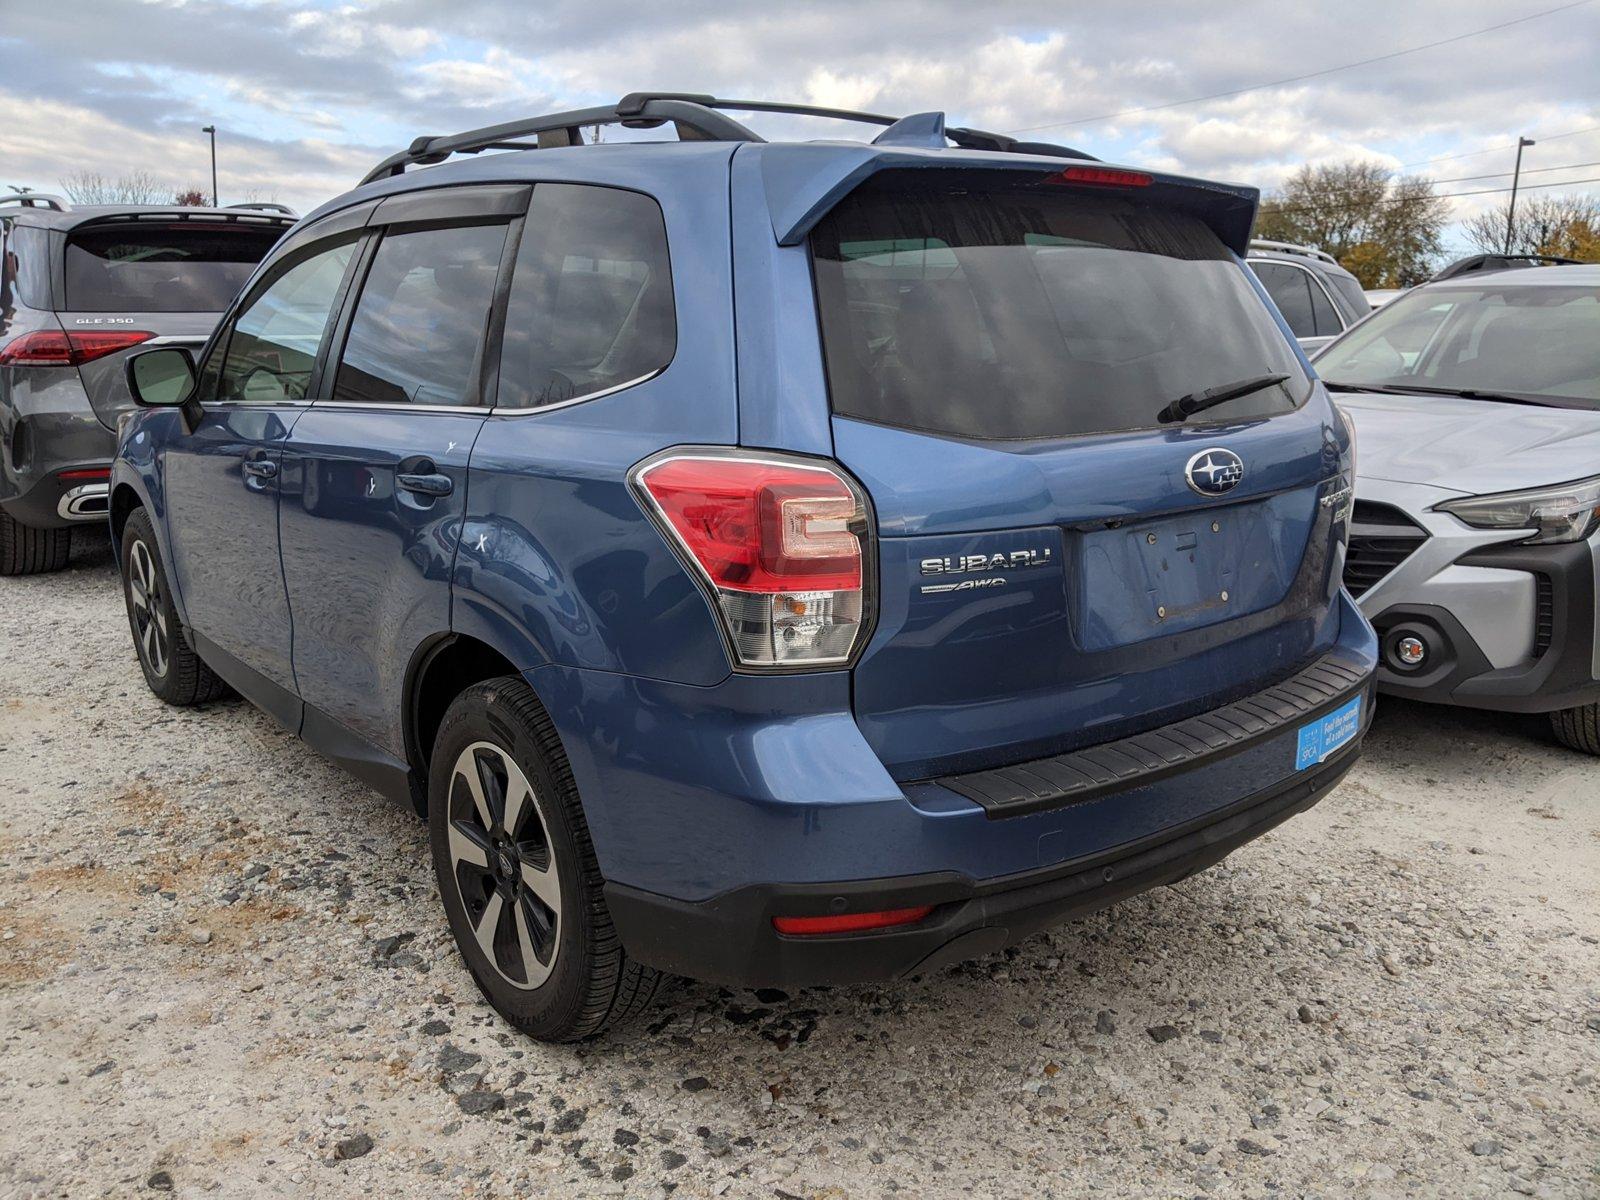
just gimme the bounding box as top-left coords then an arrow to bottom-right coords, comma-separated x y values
1296,696 -> 1363,771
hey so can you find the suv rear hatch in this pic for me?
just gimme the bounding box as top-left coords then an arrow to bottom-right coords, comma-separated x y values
60,216 -> 287,428
809,170 -> 1343,781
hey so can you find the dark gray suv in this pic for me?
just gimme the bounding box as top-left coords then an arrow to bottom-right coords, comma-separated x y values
0,195 -> 290,573
1246,239 -> 1371,354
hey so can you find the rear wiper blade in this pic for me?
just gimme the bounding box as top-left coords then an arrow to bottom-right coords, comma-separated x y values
1157,373 -> 1289,424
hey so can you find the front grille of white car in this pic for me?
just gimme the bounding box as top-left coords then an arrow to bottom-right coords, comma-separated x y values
1344,501 -> 1429,598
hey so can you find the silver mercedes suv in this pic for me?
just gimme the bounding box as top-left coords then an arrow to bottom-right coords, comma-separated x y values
0,194 -> 291,573
1315,262 -> 1600,753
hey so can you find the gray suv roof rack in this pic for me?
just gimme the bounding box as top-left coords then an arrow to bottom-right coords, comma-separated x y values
0,193 -> 71,213
360,93 -> 1095,185
225,202 -> 298,217
1248,238 -> 1338,265
1429,252 -> 1582,282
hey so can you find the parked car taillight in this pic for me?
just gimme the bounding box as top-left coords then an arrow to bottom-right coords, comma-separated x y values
0,329 -> 154,366
632,450 -> 872,669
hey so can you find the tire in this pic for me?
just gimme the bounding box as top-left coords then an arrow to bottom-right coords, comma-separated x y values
119,507 -> 229,706
429,677 -> 661,1041
1550,703 -> 1600,755
0,508 -> 71,576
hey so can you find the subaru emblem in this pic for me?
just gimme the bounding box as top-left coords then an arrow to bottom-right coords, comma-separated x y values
1184,448 -> 1244,496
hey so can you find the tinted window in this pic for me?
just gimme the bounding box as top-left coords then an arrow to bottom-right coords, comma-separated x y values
332,223 -> 507,407
1317,282 -> 1600,406
1253,261 -> 1316,338
1306,273 -> 1342,336
813,186 -> 1306,440
5,224 -> 53,310
217,241 -> 354,404
497,184 -> 675,408
1325,271 -> 1370,320
64,223 -> 282,312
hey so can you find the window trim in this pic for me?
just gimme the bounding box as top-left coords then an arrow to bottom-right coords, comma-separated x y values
1248,257 -> 1349,339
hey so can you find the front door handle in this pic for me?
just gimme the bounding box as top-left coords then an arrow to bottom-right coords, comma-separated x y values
396,472 -> 453,498
243,459 -> 279,480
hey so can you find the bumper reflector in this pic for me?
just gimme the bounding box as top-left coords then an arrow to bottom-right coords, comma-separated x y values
772,906 -> 934,936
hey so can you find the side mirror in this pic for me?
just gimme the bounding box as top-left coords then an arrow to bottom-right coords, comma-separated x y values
126,347 -> 197,408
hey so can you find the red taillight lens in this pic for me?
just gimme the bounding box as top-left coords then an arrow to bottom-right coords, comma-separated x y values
57,467 -> 111,482
773,906 -> 934,936
635,452 -> 870,668
1046,166 -> 1152,189
0,329 -> 155,367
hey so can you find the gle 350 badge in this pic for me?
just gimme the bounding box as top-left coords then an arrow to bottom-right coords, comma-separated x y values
919,547 -> 1053,594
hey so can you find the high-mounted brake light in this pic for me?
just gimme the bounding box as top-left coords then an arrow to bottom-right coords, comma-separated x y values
0,329 -> 155,367
633,451 -> 871,669
1047,166 -> 1152,189
773,906 -> 934,936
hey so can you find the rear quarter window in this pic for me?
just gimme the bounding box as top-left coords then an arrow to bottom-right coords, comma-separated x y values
812,185 -> 1307,441
64,223 -> 283,313
495,184 -> 675,408
5,224 -> 54,309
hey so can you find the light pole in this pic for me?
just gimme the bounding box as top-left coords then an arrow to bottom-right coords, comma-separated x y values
1504,136 -> 1535,254
201,125 -> 218,207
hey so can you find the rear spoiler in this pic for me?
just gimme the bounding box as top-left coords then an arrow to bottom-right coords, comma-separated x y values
754,143 -> 1260,256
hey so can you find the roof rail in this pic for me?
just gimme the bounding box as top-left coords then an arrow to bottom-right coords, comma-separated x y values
1429,252 -> 1582,282
226,201 -> 298,217
360,93 -> 1095,185
1248,238 -> 1337,265
0,192 -> 71,213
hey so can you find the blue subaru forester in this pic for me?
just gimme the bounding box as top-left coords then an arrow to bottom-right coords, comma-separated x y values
111,94 -> 1377,1040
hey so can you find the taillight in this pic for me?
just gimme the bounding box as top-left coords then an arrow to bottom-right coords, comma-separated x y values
58,467 -> 111,482
1045,165 -> 1152,188
0,329 -> 155,367
633,450 -> 872,669
773,906 -> 934,935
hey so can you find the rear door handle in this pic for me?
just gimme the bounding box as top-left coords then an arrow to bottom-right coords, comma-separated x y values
243,459 -> 279,480
396,472 -> 453,498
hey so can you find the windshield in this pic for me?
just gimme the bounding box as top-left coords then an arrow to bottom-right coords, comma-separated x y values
811,184 -> 1308,440
1316,279 -> 1600,407
64,222 -> 284,313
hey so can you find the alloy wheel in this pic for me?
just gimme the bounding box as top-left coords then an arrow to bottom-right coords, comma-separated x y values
127,540 -> 169,678
446,741 -> 561,990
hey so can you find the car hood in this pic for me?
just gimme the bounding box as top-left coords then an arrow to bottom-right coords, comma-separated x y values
1334,390 -> 1600,496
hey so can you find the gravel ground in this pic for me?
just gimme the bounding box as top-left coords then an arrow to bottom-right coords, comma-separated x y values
2,532 -> 1598,1200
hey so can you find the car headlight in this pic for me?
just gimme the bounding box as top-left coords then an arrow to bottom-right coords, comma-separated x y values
1435,475 -> 1600,544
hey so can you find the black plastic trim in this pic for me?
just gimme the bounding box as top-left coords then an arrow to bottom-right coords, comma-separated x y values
937,651 -> 1371,818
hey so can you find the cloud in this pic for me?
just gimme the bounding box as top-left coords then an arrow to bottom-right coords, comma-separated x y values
2,0 -> 1597,233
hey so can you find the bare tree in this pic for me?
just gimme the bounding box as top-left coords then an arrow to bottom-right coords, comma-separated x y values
1255,162 -> 1449,287
1461,193 -> 1600,258
60,170 -> 171,204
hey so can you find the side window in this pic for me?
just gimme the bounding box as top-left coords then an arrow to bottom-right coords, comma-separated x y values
9,224 -> 53,310
332,223 -> 508,407
1307,276 -> 1342,337
497,184 -> 675,409
1253,262 -> 1315,338
217,241 -> 355,403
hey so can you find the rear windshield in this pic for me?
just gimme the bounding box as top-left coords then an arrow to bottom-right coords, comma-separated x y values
64,223 -> 283,312
1315,281 -> 1600,407
812,186 -> 1307,440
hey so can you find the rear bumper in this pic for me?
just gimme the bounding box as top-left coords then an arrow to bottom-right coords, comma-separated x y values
530,593 -> 1376,988
606,733 -> 1365,988
0,464 -> 112,528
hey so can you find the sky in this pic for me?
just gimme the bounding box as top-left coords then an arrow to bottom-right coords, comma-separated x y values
2,0 -> 1598,254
